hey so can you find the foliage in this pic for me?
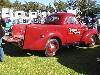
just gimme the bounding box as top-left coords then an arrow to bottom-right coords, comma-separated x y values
96,4 -> 100,14
0,0 -> 12,8
12,0 -> 22,11
46,4 -> 55,12
54,0 -> 67,12
77,0 -> 97,16
24,1 -> 40,12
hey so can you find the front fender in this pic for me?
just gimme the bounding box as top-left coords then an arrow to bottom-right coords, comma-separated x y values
81,28 -> 98,44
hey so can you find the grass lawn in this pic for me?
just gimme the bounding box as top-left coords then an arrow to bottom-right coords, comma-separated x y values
0,44 -> 100,75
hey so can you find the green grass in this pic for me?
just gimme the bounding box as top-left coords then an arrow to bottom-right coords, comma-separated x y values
0,44 -> 100,75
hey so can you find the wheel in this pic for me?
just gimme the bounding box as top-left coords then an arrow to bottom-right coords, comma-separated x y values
45,39 -> 59,57
98,33 -> 100,40
88,35 -> 96,47
96,33 -> 100,44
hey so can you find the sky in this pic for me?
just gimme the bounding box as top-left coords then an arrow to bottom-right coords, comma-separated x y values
11,0 -> 100,6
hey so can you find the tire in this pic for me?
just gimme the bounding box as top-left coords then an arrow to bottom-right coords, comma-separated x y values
45,39 -> 59,57
98,33 -> 100,40
88,35 -> 96,47
96,33 -> 100,44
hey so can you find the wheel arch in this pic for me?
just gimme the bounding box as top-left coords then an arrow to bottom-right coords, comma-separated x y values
81,29 -> 98,44
50,36 -> 62,47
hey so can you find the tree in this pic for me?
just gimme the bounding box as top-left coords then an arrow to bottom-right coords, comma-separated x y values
54,0 -> 66,12
5,0 -> 12,8
12,0 -> 22,11
77,0 -> 97,16
46,4 -> 55,12
38,3 -> 47,12
25,2 -> 38,11
0,0 -> 12,8
96,4 -> 100,14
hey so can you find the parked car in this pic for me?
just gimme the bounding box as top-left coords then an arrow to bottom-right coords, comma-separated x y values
3,12 -> 99,56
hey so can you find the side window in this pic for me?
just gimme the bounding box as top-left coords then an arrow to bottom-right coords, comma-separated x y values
67,17 -> 78,24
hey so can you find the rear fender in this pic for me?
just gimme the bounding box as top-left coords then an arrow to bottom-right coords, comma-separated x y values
23,31 -> 64,50
37,32 -> 65,50
11,24 -> 27,38
44,32 -> 65,45
81,29 -> 98,44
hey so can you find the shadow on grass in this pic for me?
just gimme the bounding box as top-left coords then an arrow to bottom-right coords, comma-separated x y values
3,42 -> 45,57
3,43 -> 28,57
56,46 -> 100,75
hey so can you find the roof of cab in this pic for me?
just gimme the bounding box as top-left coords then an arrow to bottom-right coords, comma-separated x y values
52,12 -> 75,16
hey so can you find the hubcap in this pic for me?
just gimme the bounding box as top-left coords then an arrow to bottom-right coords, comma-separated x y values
90,36 -> 96,46
45,39 -> 59,56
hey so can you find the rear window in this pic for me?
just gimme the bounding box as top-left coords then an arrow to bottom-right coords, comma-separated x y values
45,15 -> 59,24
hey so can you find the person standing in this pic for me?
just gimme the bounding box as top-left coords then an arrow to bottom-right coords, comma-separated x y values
84,16 -> 89,25
0,15 -> 5,62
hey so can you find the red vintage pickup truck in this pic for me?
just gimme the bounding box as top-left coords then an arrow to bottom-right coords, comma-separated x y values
4,12 -> 98,56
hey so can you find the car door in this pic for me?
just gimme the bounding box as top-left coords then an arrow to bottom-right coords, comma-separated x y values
66,16 -> 82,43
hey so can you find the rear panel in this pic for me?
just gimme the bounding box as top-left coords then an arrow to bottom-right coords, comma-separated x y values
12,24 -> 27,39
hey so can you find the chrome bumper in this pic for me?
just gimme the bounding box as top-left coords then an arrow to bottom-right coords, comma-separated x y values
3,36 -> 20,42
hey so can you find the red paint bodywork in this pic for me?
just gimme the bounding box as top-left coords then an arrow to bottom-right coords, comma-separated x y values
5,12 -> 98,50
